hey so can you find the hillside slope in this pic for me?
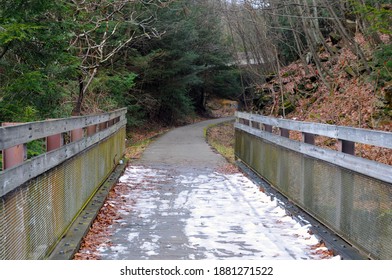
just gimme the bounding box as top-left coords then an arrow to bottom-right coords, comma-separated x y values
252,33 -> 391,165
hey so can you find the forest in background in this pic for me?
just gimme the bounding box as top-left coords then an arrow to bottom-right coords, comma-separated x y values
0,0 -> 241,126
0,0 -> 391,128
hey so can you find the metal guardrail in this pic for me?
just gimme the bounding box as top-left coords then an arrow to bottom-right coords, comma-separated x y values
235,111 -> 392,259
0,108 -> 127,259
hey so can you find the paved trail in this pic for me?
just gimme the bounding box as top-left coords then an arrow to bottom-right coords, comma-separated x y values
98,118 -> 329,260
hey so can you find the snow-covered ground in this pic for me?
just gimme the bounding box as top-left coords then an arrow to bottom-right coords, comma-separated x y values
98,165 -> 340,260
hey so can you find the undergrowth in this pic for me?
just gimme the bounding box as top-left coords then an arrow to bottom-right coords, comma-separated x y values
205,120 -> 236,164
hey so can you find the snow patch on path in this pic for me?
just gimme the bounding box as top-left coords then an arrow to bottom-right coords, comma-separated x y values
102,165 -> 338,260
175,172 -> 323,259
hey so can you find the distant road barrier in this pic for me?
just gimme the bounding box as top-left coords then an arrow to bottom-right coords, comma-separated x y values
235,111 -> 392,259
0,108 -> 127,259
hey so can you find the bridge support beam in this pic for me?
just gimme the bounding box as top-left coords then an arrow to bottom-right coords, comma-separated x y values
99,121 -> 108,131
302,132 -> 315,145
2,122 -> 26,170
71,128 -> 84,142
263,124 -> 273,133
87,125 -> 97,136
280,128 -> 290,138
338,139 -> 355,155
46,134 -> 63,152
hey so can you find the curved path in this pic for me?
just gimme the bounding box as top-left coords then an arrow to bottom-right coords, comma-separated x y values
137,117 -> 231,170
98,118 -> 330,260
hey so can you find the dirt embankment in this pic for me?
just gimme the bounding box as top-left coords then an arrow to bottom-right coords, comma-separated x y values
252,33 -> 391,165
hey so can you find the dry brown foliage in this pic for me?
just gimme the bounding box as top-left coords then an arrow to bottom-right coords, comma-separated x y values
73,183 -> 133,260
310,241 -> 336,259
256,33 -> 391,165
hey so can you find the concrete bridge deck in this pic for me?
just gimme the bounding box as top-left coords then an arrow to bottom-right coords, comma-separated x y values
79,118 -> 334,260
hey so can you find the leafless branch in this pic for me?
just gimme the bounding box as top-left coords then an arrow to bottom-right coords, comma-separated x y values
69,0 -> 168,114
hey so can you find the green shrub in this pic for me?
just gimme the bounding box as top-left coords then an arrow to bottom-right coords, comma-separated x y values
372,44 -> 392,83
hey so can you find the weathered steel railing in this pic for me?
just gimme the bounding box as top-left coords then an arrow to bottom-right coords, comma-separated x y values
235,111 -> 392,259
0,108 -> 127,259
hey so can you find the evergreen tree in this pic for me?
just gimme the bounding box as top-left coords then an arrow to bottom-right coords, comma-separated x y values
0,0 -> 77,121
131,0 -> 240,123
0,0 -> 241,124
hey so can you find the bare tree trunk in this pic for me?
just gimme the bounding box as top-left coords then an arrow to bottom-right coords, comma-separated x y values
69,0 -> 164,114
307,0 -> 321,45
222,2 -> 248,110
284,4 -> 310,74
357,0 -> 383,46
274,45 -> 286,118
296,0 -> 332,89
72,75 -> 85,116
